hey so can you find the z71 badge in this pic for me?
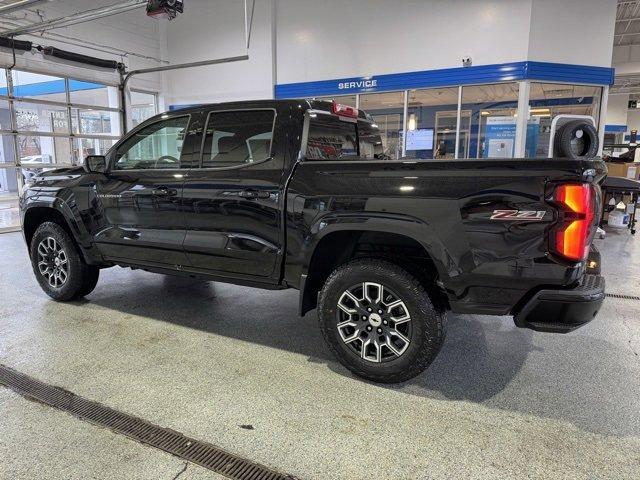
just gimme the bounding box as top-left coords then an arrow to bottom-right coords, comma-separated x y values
490,210 -> 546,221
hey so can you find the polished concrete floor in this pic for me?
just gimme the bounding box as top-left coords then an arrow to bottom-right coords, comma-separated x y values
0,195 -> 20,232
0,230 -> 639,479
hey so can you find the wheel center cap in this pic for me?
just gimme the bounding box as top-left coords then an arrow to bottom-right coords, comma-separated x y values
368,313 -> 382,327
54,257 -> 61,267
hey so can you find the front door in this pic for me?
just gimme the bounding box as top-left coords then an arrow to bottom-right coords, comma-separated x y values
93,114 -> 193,267
181,108 -> 284,282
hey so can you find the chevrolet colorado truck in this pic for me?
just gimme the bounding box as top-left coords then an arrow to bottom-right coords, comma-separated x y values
20,99 -> 606,383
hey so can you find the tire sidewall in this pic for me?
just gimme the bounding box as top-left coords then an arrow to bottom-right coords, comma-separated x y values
30,222 -> 85,301
556,120 -> 598,159
318,260 -> 444,382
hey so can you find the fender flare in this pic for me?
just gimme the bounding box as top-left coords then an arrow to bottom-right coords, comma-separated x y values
22,195 -> 103,264
297,212 -> 452,315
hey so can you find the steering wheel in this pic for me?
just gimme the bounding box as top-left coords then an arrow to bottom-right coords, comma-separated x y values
154,155 -> 179,169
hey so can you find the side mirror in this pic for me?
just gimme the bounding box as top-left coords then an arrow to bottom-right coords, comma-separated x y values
84,155 -> 107,173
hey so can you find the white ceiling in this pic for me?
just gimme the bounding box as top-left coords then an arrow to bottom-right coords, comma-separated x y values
615,0 -> 640,46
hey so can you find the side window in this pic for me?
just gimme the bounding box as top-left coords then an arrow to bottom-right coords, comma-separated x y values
114,116 -> 189,170
306,115 -> 358,160
202,110 -> 275,168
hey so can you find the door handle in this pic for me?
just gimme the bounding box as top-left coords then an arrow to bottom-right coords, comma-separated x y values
152,187 -> 177,197
239,189 -> 271,199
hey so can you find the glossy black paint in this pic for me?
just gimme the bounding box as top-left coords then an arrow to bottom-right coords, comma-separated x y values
20,99 -> 606,321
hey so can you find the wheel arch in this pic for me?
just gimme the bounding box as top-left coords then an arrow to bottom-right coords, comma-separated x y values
23,205 -> 75,248
22,202 -> 101,265
298,219 -> 450,316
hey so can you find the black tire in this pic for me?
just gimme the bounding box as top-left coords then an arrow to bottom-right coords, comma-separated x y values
76,267 -> 100,298
29,221 -> 100,301
554,120 -> 599,159
318,259 -> 446,383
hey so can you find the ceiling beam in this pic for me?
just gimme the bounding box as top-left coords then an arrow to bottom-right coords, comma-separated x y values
0,0 -> 146,37
0,0 -> 52,15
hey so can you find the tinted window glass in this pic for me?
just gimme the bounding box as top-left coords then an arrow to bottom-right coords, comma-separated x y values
306,116 -> 358,160
358,120 -> 384,159
306,115 -> 384,160
202,110 -> 274,168
114,116 -> 189,170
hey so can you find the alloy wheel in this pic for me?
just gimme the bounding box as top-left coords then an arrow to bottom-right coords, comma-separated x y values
37,236 -> 69,288
336,282 -> 412,363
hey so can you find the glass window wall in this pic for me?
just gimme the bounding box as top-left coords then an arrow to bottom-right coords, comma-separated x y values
406,87 -> 460,159
460,83 -> 520,159
131,91 -> 158,127
306,80 -> 602,162
527,83 -> 602,158
0,68 -> 123,232
359,91 -> 404,160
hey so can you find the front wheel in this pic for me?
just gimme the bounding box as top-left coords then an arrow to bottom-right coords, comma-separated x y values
30,222 -> 100,301
318,259 -> 446,383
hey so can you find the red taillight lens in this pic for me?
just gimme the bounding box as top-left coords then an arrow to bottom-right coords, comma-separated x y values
332,101 -> 359,118
553,184 -> 594,261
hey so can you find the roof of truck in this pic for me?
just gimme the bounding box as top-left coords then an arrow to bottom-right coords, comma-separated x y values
168,98 -> 369,119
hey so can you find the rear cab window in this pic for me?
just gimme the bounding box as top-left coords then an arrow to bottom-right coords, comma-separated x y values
305,111 -> 384,160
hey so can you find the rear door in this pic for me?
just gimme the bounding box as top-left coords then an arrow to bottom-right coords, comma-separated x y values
93,114 -> 195,267
181,108 -> 285,282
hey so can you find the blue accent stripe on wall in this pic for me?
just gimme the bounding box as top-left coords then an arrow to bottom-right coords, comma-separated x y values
274,61 -> 615,99
605,124 -> 627,133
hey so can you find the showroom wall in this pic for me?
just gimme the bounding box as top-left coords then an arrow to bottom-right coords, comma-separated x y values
161,0 -> 616,106
606,93 -> 631,127
527,0 -> 615,68
160,0 -> 275,106
275,0 -> 533,85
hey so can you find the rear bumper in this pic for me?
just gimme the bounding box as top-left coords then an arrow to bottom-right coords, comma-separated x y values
514,274 -> 605,333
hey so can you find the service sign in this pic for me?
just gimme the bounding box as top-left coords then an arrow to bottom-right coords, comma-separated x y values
337,78 -> 378,92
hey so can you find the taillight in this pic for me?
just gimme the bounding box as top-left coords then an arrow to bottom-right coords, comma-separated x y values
332,101 -> 359,118
552,184 -> 595,261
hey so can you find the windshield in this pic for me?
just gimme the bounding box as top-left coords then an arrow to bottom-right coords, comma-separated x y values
305,113 -> 385,160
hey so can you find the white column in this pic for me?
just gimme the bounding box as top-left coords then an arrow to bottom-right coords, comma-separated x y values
514,81 -> 530,158
401,90 -> 408,158
454,86 -> 462,159
597,86 -> 609,158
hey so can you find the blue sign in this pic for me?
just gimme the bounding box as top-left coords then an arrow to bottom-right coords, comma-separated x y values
275,61 -> 615,99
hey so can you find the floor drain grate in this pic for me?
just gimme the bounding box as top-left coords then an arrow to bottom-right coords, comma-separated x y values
606,293 -> 640,301
0,364 -> 297,480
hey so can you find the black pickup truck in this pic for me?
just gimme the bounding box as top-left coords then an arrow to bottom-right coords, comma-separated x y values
20,99 -> 606,382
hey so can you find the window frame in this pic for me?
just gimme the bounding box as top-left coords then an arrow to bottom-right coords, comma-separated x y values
111,114 -> 192,172
199,108 -> 277,171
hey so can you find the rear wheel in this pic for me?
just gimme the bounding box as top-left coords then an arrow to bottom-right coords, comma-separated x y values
30,222 -> 100,301
318,259 -> 446,383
